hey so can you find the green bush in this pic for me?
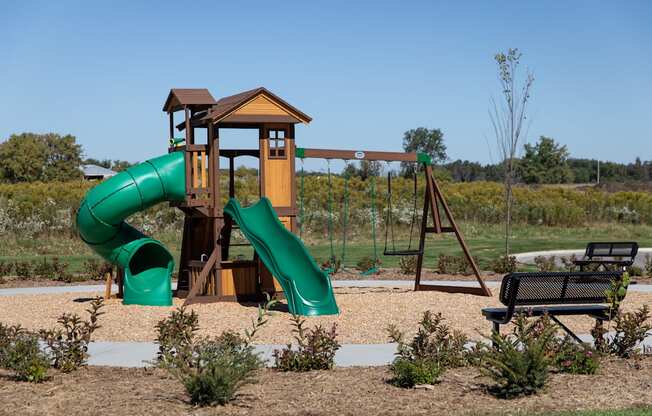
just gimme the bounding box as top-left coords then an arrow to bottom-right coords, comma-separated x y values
644,254 -> 652,277
534,255 -> 557,272
163,296 -> 277,406
13,261 -> 33,278
389,358 -> 442,388
490,255 -> 517,274
39,297 -> 104,372
154,306 -> 199,369
82,259 -> 113,280
593,305 -> 651,359
321,256 -> 341,274
552,338 -> 600,375
437,254 -> 475,275
33,257 -> 74,282
273,315 -> 340,372
0,324 -> 50,383
0,261 -> 13,277
481,314 -> 557,398
387,311 -> 468,387
356,255 -> 381,273
398,255 -> 418,274
628,265 -> 644,277
180,333 -> 263,406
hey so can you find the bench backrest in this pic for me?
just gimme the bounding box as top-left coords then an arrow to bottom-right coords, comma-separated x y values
584,242 -> 638,260
499,271 -> 624,307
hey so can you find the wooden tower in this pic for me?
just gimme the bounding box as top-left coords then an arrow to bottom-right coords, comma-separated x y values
163,87 -> 311,305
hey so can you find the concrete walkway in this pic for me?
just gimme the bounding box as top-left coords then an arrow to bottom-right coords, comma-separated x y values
514,248 -> 652,268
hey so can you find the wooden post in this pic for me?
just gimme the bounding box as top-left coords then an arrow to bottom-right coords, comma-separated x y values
184,106 -> 192,200
104,270 -> 113,300
168,112 -> 174,141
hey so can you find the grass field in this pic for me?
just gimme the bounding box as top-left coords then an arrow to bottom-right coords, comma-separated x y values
1,223 -> 651,274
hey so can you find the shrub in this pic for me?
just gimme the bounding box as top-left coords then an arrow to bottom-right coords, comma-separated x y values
321,256 -> 341,274
560,255 -> 578,272
398,255 -> 418,275
644,254 -> 652,277
390,357 -> 442,388
628,265 -> 644,277
552,337 -> 600,375
0,261 -> 13,277
180,333 -> 262,406
356,255 -> 381,273
594,306 -> 651,359
481,314 -> 557,398
33,257 -> 74,282
533,255 -> 557,272
154,306 -> 199,369
0,324 -> 50,383
165,296 -> 277,406
437,254 -> 475,275
82,258 -> 113,280
273,315 -> 340,372
39,297 -> 104,372
13,261 -> 33,278
490,255 -> 517,274
387,311 -> 467,387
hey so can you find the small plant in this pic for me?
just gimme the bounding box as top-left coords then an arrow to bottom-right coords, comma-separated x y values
0,324 -> 50,383
533,255 -> 557,272
489,255 -> 517,274
436,254 -> 477,275
593,305 -> 652,359
33,257 -> 74,282
552,337 -> 600,375
398,255 -> 418,275
644,254 -> 652,277
321,255 -> 341,274
13,261 -> 33,279
481,314 -> 557,398
356,255 -> 381,274
83,258 -> 114,280
560,255 -> 578,272
154,306 -> 199,369
273,315 -> 340,372
628,265 -> 644,277
39,297 -> 105,372
167,295 -> 277,406
387,311 -> 467,387
0,261 -> 13,277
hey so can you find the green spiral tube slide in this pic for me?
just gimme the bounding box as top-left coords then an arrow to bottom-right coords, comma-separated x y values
76,152 -> 186,306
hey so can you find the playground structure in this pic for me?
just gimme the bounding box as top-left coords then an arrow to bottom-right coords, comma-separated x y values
76,87 -> 491,315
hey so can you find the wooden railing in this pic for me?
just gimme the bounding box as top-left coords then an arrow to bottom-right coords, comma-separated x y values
186,145 -> 211,206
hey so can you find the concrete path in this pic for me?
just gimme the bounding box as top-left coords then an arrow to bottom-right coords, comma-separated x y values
514,248 -> 652,268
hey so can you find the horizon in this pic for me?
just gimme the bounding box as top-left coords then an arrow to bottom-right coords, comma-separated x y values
2,1 -> 651,172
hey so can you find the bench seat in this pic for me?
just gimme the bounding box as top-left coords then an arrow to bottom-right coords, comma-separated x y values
482,305 -> 610,322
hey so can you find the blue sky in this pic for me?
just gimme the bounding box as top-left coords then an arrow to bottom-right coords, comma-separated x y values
1,1 -> 650,170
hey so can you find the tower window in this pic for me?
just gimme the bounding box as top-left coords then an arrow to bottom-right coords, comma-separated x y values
268,129 -> 287,159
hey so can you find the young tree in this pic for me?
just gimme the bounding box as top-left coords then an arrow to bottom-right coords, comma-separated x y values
343,160 -> 382,180
43,133 -> 83,181
401,127 -> 447,176
520,136 -> 573,184
489,48 -> 534,256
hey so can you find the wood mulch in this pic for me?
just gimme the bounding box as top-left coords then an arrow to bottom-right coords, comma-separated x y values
0,358 -> 650,415
0,288 -> 650,344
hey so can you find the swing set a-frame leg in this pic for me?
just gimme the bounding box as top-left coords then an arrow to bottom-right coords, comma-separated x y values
414,165 -> 492,297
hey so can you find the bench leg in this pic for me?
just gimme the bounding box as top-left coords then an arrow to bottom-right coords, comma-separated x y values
550,316 -> 584,344
492,322 -> 500,348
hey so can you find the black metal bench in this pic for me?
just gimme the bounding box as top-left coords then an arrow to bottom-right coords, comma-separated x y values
573,242 -> 638,271
481,271 -> 624,343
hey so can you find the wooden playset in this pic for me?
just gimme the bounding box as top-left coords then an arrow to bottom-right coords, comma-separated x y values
160,87 -> 491,305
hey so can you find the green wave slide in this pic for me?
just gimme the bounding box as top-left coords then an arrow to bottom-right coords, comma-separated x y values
224,198 -> 339,316
76,152 -> 186,306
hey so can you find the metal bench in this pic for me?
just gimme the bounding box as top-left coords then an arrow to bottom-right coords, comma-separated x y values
573,242 -> 638,271
481,271 -> 624,342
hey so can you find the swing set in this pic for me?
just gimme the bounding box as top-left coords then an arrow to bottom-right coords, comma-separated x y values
295,147 -> 492,297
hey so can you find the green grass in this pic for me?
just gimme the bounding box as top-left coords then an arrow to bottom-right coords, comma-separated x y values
1,223 -> 651,274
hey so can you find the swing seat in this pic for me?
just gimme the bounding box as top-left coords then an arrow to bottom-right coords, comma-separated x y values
383,249 -> 423,256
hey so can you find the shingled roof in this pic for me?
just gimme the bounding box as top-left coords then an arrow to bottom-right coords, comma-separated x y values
163,89 -> 217,112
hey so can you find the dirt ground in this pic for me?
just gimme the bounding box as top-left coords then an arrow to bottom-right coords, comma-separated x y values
0,359 -> 650,416
0,287 -> 650,344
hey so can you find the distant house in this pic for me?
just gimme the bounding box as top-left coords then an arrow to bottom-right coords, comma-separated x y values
81,164 -> 117,180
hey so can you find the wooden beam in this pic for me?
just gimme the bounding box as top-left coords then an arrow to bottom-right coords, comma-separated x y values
298,148 -> 418,162
183,246 -> 219,305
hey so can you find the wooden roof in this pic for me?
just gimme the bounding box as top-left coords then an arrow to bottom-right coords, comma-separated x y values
202,87 -> 312,125
163,89 -> 217,112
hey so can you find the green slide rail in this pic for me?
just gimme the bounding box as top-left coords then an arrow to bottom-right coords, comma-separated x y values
76,152 -> 186,306
224,198 -> 339,316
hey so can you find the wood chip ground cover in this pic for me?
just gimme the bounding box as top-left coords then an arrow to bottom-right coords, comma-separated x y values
0,288 -> 650,344
0,359 -> 650,415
